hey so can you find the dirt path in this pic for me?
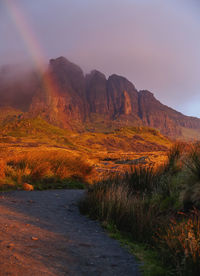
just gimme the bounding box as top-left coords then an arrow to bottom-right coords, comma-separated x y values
0,190 -> 140,276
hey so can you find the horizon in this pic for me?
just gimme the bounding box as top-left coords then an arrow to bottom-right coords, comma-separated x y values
0,0 -> 200,117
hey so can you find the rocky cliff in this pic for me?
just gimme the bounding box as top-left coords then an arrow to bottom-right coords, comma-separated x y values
1,56 -> 200,138
29,57 -> 88,129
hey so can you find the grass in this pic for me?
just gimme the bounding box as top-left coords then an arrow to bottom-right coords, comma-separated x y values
73,126 -> 171,152
0,149 -> 93,190
105,223 -> 169,276
80,143 -> 200,275
156,210 -> 200,276
0,114 -> 172,171
1,108 -> 200,273
0,113 -> 172,187
0,116 -> 74,146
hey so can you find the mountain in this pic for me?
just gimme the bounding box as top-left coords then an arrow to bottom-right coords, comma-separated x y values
1,56 -> 200,139
29,57 -> 88,130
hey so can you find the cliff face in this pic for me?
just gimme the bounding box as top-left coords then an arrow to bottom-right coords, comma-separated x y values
138,90 -> 182,136
30,57 -> 88,129
107,74 -> 139,118
85,72 -> 139,118
86,70 -> 108,114
1,56 -> 200,138
138,90 -> 200,136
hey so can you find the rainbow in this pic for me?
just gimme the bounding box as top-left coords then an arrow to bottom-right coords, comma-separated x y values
4,0 -> 59,97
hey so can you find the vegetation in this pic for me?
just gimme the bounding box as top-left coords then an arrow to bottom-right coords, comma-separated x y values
80,143 -> 200,275
0,113 -> 171,151
1,109 -> 200,274
0,149 -> 93,190
0,115 -> 172,188
105,223 -> 169,276
3,112 -> 199,274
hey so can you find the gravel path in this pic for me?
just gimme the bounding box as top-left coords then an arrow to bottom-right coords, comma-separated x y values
0,190 -> 140,276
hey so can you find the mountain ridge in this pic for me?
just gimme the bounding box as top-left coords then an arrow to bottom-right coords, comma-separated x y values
0,56 -> 200,139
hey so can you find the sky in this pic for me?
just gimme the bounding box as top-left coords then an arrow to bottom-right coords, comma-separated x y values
0,0 -> 200,117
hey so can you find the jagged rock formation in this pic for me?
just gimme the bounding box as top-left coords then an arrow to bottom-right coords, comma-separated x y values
107,74 -> 139,118
1,56 -> 200,138
29,57 -> 88,129
86,70 -> 108,114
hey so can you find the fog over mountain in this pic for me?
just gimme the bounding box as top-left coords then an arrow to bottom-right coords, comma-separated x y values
0,0 -> 200,117
1,56 -> 200,140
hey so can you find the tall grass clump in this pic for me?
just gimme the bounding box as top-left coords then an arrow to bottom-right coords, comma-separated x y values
1,149 -> 93,190
165,142 -> 184,173
0,159 -> 5,180
156,210 -> 200,275
80,165 -> 168,244
80,177 -> 161,242
124,166 -> 160,195
80,143 -> 200,275
181,143 -> 200,209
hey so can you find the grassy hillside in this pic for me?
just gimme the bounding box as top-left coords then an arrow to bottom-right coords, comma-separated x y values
0,108 -> 172,188
69,127 -> 171,152
0,107 -> 23,121
0,107 -> 171,152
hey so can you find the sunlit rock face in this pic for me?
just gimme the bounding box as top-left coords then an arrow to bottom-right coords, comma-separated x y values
138,90 -> 181,136
138,90 -> 200,136
85,72 -> 138,119
1,56 -> 200,137
30,57 -> 88,129
86,70 -> 108,114
106,74 -> 139,118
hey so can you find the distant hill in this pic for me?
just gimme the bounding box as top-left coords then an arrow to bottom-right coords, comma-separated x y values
0,56 -> 200,139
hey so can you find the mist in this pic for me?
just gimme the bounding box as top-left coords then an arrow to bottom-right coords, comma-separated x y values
0,0 -> 200,117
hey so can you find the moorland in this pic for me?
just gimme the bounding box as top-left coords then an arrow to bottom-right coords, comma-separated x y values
1,57 -> 200,275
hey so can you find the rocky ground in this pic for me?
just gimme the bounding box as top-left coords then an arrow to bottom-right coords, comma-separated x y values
0,190 -> 140,276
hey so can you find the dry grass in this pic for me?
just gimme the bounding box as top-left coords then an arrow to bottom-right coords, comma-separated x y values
7,150 -> 93,180
156,210 -> 200,275
80,143 -> 200,275
80,171 -> 162,243
0,159 -> 5,179
0,148 -> 93,190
